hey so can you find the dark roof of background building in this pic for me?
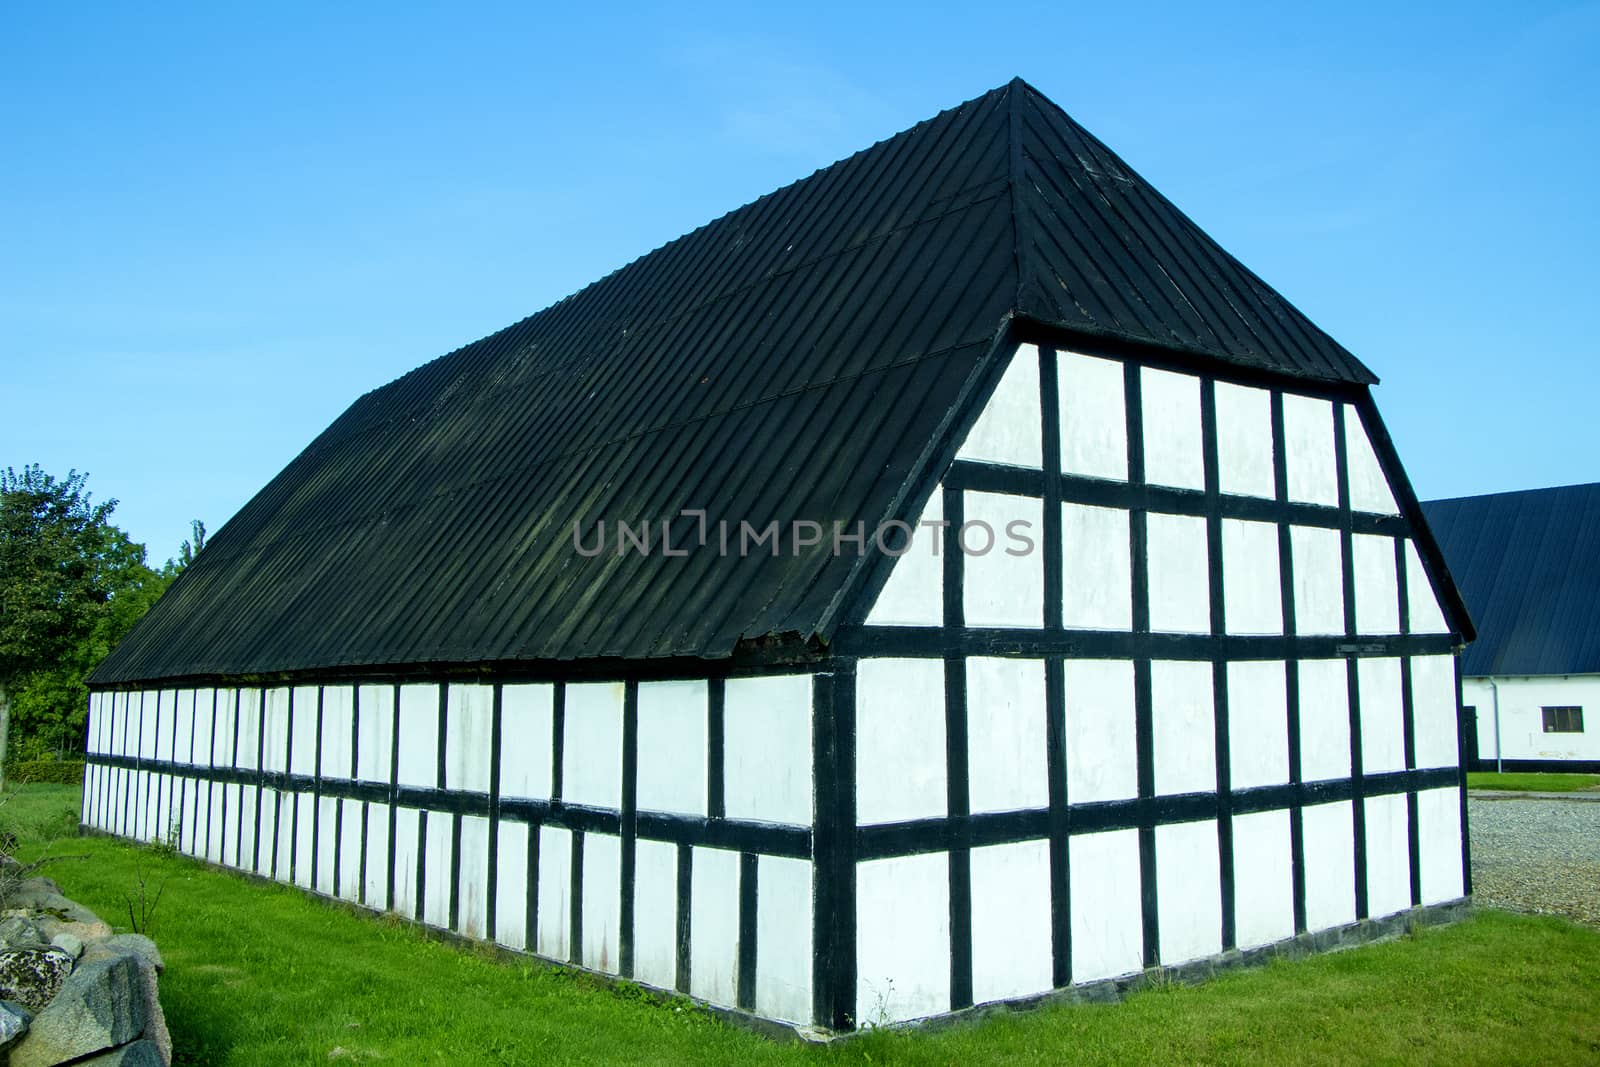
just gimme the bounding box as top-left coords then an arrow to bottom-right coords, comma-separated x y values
1423,482 -> 1600,677
95,78 -> 1383,685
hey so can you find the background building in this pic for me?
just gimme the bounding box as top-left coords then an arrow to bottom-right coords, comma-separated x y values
1425,482 -> 1600,773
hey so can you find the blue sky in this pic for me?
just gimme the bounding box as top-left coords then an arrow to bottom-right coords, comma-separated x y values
3,2 -> 1597,560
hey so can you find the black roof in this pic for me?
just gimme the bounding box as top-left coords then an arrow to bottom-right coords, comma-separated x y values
95,78 -> 1379,685
1423,482 -> 1600,677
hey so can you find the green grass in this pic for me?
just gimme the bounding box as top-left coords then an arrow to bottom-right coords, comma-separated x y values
7,783 -> 1600,1065
1466,772 -> 1600,793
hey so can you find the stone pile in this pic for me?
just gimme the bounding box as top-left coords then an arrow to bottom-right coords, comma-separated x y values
0,865 -> 169,1066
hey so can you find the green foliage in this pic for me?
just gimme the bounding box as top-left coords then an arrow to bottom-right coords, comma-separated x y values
8,759 -> 85,785
0,464 -> 199,759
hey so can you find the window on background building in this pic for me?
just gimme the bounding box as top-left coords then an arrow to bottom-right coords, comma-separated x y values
1541,706 -> 1584,733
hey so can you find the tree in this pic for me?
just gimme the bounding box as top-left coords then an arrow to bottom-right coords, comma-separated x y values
0,466 -> 187,778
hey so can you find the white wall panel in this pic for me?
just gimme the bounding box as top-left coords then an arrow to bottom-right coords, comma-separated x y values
1290,526 -> 1345,636
1298,659 -> 1352,782
355,683 -> 394,783
631,838 -> 678,990
970,840 -> 1052,1004
235,784 -> 256,871
1353,534 -> 1400,635
1062,502 -> 1132,630
1146,512 -> 1210,633
1301,800 -> 1356,930
1232,809 -> 1294,949
391,807 -> 421,918
157,690 -> 177,761
173,690 -> 196,764
1404,542 -> 1450,634
1364,793 -> 1411,917
1358,658 -> 1406,774
1282,393 -> 1338,507
1152,660 -> 1216,796
363,803 -> 391,909
500,684 -> 554,799
191,689 -> 215,768
1417,787 -> 1464,904
856,852 -> 950,1024
1222,519 -> 1283,634
289,685 -> 319,776
1064,659 -> 1137,802
1343,406 -> 1399,515
536,826 -> 573,960
1228,661 -> 1289,788
965,492 -> 1045,628
637,680 -> 707,815
494,820 -> 530,950
756,855 -> 813,1024
958,343 -> 1043,469
262,791 -> 290,878
1215,381 -> 1275,499
316,795 -> 339,895
261,688 -> 290,773
1411,656 -> 1459,769
208,783 -> 227,864
396,684 -> 441,789
85,694 -> 101,757
564,683 -> 624,809
582,833 -> 622,973
1141,365 -> 1205,491
321,687 -> 355,782
213,690 -> 240,768
445,684 -> 493,794
1059,350 -> 1128,481
866,486 -> 944,627
690,846 -> 740,1005
423,810 -> 454,928
338,798 -> 364,903
457,814 -> 491,940
1069,828 -> 1143,981
724,674 -> 812,825
1155,819 -> 1221,964
293,792 -> 315,888
966,657 -> 1048,813
237,690 -> 263,770
857,658 -> 946,824
139,691 -> 159,760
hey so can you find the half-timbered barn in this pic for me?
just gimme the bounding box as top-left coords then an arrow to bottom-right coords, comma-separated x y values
82,78 -> 1474,1032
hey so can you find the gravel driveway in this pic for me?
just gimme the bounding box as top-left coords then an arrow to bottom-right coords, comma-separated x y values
1469,795 -> 1600,925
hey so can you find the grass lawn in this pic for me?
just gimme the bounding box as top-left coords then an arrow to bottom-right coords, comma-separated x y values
6,783 -> 1600,1065
1466,772 -> 1600,793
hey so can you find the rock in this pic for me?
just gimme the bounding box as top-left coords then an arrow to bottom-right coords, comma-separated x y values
130,955 -> 170,1065
7,954 -> 145,1067
0,998 -> 32,1051
0,915 -> 47,950
41,916 -> 115,944
76,1038 -> 166,1065
21,877 -> 63,897
0,947 -> 75,1011
4,887 -> 103,927
52,931 -> 85,958
82,934 -> 164,976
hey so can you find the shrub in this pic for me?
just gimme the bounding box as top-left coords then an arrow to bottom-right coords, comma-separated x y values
10,760 -> 85,785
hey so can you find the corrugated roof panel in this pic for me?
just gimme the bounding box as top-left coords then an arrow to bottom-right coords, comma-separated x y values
1423,482 -> 1600,677
94,78 -> 1383,685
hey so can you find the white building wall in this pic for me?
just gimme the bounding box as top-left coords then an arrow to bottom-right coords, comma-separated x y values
85,669 -> 817,1028
1462,673 -> 1600,764
851,340 -> 1467,1021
